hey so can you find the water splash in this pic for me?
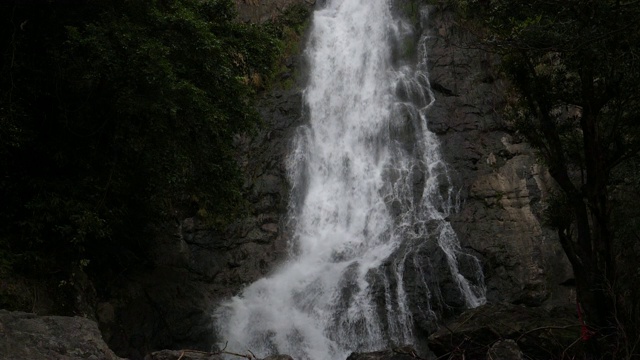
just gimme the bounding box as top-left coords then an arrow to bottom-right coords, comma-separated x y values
215,2 -> 485,359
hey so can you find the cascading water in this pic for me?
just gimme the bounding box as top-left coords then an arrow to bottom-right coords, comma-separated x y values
215,1 -> 485,359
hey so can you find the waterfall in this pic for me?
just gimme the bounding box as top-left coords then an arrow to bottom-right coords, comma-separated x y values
215,1 -> 485,359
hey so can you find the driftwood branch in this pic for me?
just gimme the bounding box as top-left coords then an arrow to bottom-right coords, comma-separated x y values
515,324 -> 582,342
168,343 -> 260,360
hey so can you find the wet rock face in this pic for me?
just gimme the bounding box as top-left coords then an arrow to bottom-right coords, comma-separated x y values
0,310 -> 124,360
424,6 -> 573,307
233,0 -> 316,23
214,86 -> 307,295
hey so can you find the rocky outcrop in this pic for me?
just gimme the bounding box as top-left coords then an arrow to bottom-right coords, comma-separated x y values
427,303 -> 581,359
234,0 -> 316,23
424,5 -> 573,307
0,310 -> 124,360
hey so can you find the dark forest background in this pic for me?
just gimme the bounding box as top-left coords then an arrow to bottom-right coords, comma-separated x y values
0,0 -> 308,309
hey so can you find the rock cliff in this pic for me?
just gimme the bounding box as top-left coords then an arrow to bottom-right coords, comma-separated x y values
423,5 -> 573,308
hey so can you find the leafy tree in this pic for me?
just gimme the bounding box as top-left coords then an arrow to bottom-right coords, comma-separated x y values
455,0 -> 640,356
0,0 -> 286,295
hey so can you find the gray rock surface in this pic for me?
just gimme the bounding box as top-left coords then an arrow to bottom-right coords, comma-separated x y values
424,5 -> 573,307
0,310 -> 124,360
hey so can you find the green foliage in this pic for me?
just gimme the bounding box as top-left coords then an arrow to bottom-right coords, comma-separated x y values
0,0 -> 293,286
273,3 -> 311,35
262,4 -> 312,88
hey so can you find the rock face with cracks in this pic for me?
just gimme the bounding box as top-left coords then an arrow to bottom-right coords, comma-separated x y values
423,6 -> 573,308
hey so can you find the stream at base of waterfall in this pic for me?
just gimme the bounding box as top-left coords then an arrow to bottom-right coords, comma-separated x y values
215,1 -> 486,359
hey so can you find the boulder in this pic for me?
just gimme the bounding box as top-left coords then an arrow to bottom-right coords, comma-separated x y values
0,310 -> 124,360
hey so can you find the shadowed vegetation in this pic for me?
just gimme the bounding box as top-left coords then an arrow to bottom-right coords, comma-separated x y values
0,0 -> 309,310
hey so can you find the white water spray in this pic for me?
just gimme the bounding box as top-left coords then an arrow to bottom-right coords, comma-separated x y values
215,2 -> 485,359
